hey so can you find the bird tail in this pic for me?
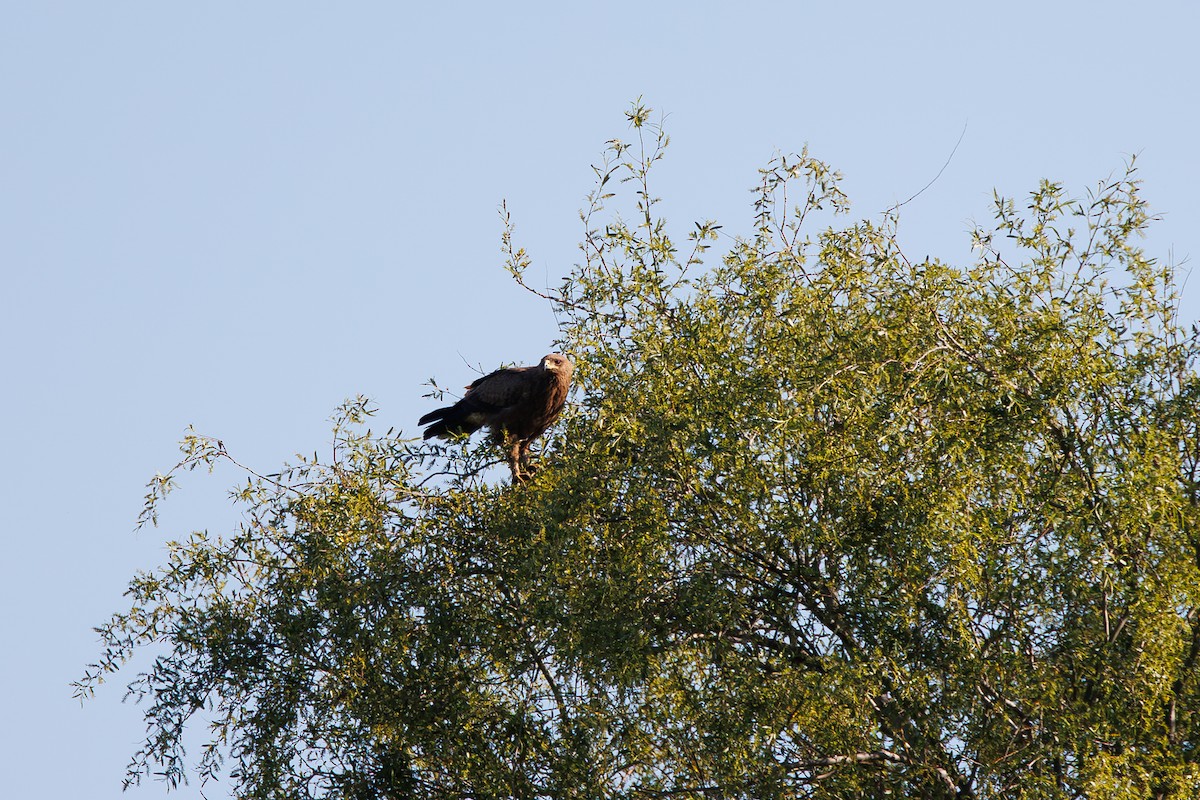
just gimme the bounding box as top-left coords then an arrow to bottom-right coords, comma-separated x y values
418,408 -> 446,427
418,408 -> 449,439
419,407 -> 480,440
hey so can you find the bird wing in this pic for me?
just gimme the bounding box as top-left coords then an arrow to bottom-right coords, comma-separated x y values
464,366 -> 536,410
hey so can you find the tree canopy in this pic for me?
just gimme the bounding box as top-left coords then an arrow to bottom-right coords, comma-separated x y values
79,103 -> 1200,799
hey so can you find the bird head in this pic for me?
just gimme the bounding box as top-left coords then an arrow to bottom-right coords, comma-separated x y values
540,353 -> 574,377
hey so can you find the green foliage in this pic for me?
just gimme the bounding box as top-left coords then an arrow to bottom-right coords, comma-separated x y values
80,103 -> 1200,799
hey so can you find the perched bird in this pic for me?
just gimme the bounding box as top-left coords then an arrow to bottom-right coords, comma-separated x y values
419,353 -> 574,481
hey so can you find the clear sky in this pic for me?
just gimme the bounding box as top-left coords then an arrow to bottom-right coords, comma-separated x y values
2,3 -> 1197,796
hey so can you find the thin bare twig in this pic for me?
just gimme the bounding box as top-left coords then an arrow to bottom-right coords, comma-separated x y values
885,121 -> 969,214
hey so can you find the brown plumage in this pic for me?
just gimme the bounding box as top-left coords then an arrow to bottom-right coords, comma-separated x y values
419,353 -> 573,480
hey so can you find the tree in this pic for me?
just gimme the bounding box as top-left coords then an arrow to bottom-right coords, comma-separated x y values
78,102 -> 1200,799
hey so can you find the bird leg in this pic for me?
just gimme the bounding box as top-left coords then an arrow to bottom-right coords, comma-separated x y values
517,442 -> 538,478
504,437 -> 527,483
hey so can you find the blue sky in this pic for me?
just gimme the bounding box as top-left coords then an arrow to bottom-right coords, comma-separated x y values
2,3 -> 1197,796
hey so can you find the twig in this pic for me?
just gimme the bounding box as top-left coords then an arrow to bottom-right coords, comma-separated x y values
885,121 -> 969,214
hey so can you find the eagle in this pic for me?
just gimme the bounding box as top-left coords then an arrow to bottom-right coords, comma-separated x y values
419,353 -> 574,481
